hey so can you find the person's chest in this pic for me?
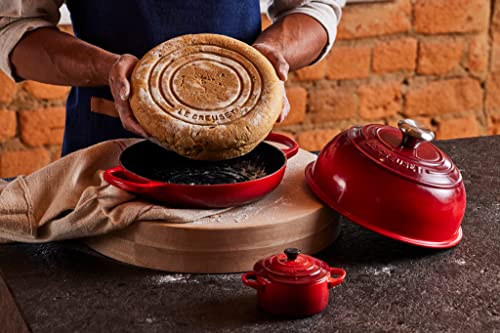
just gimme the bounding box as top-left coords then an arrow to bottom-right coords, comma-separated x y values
65,0 -> 263,56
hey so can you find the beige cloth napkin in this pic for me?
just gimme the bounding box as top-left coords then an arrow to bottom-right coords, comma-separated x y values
0,139 -> 228,243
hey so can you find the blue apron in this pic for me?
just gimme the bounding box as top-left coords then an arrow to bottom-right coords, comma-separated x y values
63,0 -> 261,155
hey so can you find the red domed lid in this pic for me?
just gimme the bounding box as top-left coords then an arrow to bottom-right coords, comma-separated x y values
253,248 -> 331,285
348,119 -> 462,188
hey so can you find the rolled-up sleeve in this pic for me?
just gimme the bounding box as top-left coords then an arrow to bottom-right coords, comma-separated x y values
0,0 -> 63,81
266,0 -> 345,63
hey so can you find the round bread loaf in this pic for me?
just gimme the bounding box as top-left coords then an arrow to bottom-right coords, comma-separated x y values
130,34 -> 283,160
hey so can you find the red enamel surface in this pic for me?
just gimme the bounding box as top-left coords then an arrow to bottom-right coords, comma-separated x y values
305,126 -> 466,248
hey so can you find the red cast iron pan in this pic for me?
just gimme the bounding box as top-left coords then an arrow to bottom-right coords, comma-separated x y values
103,133 -> 299,208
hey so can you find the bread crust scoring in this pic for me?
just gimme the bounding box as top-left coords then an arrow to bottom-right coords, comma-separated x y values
130,33 -> 283,160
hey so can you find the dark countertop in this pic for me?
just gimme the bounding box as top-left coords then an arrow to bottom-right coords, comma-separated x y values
1,136 -> 499,333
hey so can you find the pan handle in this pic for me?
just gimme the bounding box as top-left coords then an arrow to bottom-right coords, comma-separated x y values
265,132 -> 299,159
103,166 -> 157,194
328,267 -> 346,289
241,272 -> 266,292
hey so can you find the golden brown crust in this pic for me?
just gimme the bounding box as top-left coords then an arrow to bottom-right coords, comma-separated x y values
130,33 -> 282,160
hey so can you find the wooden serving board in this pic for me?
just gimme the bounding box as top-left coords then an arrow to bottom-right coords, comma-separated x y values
85,148 -> 340,273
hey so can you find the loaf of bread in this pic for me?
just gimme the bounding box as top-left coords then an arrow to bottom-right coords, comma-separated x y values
130,33 -> 283,160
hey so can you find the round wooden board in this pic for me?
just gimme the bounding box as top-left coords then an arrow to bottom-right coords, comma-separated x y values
85,148 -> 340,273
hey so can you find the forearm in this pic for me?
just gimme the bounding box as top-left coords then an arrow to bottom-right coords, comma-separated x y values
10,27 -> 119,86
254,13 -> 327,72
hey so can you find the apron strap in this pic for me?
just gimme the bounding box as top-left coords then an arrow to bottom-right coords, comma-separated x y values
91,97 -> 119,118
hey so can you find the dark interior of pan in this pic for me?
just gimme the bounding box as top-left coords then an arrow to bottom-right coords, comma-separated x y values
119,140 -> 286,185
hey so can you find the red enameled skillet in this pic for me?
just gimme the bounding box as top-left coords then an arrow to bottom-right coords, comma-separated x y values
103,133 -> 299,208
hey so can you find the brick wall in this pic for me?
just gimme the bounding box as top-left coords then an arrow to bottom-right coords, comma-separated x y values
0,0 -> 499,177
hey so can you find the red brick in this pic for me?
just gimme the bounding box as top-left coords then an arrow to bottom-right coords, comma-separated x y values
294,59 -> 327,81
308,87 -> 357,123
405,79 -> 483,117
494,0 -> 500,31
358,82 -> 402,120
337,0 -> 411,40
0,109 -> 16,141
417,38 -> 465,75
58,24 -> 74,35
436,116 -> 481,139
492,45 -> 500,73
261,14 -> 272,30
297,128 -> 341,151
50,145 -> 63,162
279,87 -> 307,125
326,45 -> 371,80
23,81 -> 70,100
467,35 -> 489,76
414,0 -> 489,34
490,32 -> 500,73
0,71 -> 17,104
488,114 -> 500,135
0,148 -> 50,178
19,107 -> 66,146
373,38 -> 417,73
486,72 -> 500,114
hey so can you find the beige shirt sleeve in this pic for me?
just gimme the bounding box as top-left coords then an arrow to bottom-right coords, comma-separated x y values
0,0 -> 63,81
266,0 -> 345,63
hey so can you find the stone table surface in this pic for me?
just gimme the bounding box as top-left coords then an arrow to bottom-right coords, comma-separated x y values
0,136 -> 499,333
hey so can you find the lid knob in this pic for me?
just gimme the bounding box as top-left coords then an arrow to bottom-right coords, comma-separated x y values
284,248 -> 301,261
398,119 -> 435,149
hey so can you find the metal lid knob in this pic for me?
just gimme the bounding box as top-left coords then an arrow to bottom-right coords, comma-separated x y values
398,119 -> 435,149
284,248 -> 301,261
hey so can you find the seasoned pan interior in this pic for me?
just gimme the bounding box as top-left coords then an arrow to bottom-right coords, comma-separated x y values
120,140 -> 286,185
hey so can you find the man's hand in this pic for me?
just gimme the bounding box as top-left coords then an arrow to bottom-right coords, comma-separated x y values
253,43 -> 289,81
253,43 -> 290,122
253,14 -> 328,123
108,54 -> 149,137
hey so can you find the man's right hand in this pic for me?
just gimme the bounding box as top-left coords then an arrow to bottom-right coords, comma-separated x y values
108,54 -> 149,137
